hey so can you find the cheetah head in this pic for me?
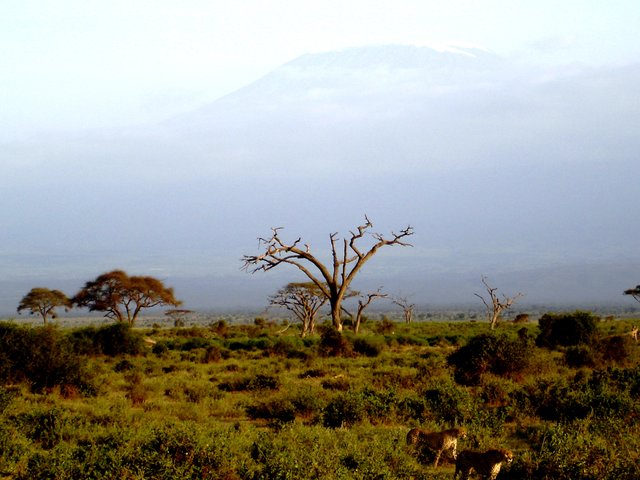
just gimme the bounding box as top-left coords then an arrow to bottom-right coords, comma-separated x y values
452,427 -> 467,439
501,450 -> 513,464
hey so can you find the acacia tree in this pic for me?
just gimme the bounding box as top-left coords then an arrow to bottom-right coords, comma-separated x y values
474,275 -> 523,329
392,295 -> 415,323
269,282 -> 327,337
17,288 -> 72,324
73,270 -> 181,326
624,285 -> 640,303
242,216 -> 413,332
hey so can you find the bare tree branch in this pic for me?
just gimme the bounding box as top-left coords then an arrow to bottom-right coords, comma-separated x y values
392,295 -> 416,324
242,216 -> 414,332
354,288 -> 387,334
475,275 -> 523,329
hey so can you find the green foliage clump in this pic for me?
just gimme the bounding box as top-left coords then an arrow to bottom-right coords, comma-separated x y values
448,331 -> 533,386
11,408 -> 82,451
505,420 -> 640,480
218,373 -> 281,392
268,336 -> 308,359
0,323 -> 94,394
323,388 -> 396,428
536,310 -> 599,348
423,379 -> 474,425
597,334 -> 634,365
352,336 -> 384,357
246,398 -> 297,427
317,328 -> 353,357
70,323 -> 144,356
531,368 -> 640,422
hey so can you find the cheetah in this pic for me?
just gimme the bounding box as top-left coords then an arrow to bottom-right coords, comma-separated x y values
406,427 -> 467,467
453,448 -> 513,480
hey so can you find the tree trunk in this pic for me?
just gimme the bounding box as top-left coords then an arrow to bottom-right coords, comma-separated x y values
354,314 -> 362,334
330,300 -> 343,332
490,311 -> 500,329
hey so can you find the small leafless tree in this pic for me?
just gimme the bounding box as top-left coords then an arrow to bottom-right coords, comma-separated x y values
474,275 -> 523,329
242,216 -> 413,332
392,295 -> 415,323
269,282 -> 327,337
353,289 -> 387,334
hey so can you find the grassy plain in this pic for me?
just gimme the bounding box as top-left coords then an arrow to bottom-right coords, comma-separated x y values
0,316 -> 639,479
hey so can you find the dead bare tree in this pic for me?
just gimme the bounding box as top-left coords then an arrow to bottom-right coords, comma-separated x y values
392,295 -> 415,323
624,285 -> 640,303
353,289 -> 387,334
242,216 -> 413,332
474,275 -> 523,329
268,282 -> 327,337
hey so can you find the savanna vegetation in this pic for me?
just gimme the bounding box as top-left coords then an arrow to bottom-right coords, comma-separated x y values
0,311 -> 638,479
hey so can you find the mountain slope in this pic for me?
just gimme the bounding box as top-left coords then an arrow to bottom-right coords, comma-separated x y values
1,45 -> 638,313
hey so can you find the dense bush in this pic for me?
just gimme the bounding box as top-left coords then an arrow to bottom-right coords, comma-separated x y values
323,388 -> 396,428
323,392 -> 368,428
317,328 -> 353,357
564,345 -> 598,368
422,379 -> 474,425
597,334 -> 634,364
0,323 -> 94,394
246,398 -> 296,427
531,368 -> 640,422
352,336 -> 384,357
70,323 -> 144,356
448,332 -> 533,385
503,421 -> 640,480
218,373 -> 281,392
536,310 -> 599,348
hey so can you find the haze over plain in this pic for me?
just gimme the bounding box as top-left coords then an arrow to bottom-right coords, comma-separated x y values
1,1 -> 639,315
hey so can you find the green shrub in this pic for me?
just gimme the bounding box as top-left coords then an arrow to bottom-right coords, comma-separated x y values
70,323 -> 144,356
565,345 -> 598,368
246,398 -> 296,427
598,334 -> 633,364
448,332 -> 532,386
12,408 -> 70,450
321,377 -> 351,391
375,318 -> 396,334
506,421 -> 640,480
532,369 -> 639,422
0,322 -> 32,383
202,345 -> 224,363
323,392 -> 367,428
352,336 -> 384,357
423,379 -> 474,425
397,393 -> 428,422
68,325 -> 98,355
536,310 -> 599,348
218,373 -> 281,392
124,371 -> 148,406
318,328 -> 353,357
269,337 -> 308,359
114,359 -> 135,372
0,324 -> 95,394
322,388 -> 396,428
94,323 -> 144,356
151,341 -> 169,356
0,386 -> 15,414
179,337 -> 212,351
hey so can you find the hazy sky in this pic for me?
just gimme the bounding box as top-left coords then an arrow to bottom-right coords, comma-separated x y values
2,0 -> 639,141
1,1 -> 640,314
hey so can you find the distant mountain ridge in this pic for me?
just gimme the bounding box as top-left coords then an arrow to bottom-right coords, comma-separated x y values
1,45 -> 638,314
